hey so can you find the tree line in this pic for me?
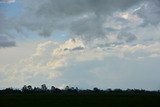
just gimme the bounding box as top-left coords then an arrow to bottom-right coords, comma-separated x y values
0,84 -> 160,95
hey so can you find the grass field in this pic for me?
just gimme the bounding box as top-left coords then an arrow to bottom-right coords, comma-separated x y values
0,93 -> 160,107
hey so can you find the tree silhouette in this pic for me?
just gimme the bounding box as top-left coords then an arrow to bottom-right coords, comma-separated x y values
41,84 -> 47,91
93,87 -> 100,92
22,85 -> 27,92
51,86 -> 56,91
65,86 -> 70,91
27,85 -> 33,91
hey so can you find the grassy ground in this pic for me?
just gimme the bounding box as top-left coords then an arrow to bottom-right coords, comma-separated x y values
0,93 -> 160,107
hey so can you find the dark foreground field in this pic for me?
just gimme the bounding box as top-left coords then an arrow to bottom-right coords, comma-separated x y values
0,93 -> 160,107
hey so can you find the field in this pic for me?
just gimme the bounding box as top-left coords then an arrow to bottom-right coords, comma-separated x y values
0,93 -> 160,107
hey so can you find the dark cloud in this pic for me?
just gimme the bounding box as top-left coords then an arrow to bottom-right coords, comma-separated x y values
2,0 -> 153,44
70,17 -> 105,39
64,46 -> 84,51
72,46 -> 84,51
17,0 -> 143,38
0,35 -> 16,48
117,32 -> 137,42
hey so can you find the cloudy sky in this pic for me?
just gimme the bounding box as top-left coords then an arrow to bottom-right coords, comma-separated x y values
0,0 -> 160,90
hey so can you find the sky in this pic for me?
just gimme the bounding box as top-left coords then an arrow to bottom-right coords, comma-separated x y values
0,0 -> 160,90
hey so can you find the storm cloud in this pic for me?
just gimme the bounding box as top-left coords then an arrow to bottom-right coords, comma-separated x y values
2,0 -> 160,43
1,0 -> 160,48
16,0 -> 143,38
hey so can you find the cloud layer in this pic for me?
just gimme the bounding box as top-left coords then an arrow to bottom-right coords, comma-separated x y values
20,0 -> 142,37
6,0 -> 143,38
1,38 -> 160,89
1,0 -> 160,46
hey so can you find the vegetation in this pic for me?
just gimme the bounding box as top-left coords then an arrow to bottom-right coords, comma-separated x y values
0,85 -> 160,107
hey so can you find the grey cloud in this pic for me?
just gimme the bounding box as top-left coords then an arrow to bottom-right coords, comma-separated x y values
95,32 -> 137,48
72,46 -> 84,51
0,12 -> 10,32
117,32 -> 137,42
64,46 -> 84,51
0,12 -> 16,48
135,0 -> 160,25
70,16 -> 105,39
105,27 -> 119,33
17,0 -> 143,38
96,42 -> 123,48
0,35 -> 16,48
34,0 -> 141,18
